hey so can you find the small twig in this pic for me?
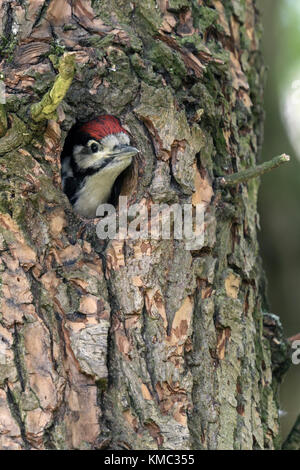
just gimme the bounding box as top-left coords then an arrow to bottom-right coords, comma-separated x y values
30,53 -> 75,122
283,415 -> 300,450
216,154 -> 290,187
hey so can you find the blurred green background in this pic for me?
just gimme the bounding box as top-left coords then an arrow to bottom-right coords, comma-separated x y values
260,0 -> 300,441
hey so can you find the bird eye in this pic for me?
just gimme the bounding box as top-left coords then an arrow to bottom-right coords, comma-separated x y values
91,143 -> 99,153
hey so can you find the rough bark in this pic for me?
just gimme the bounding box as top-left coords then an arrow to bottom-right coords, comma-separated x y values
0,0 -> 290,450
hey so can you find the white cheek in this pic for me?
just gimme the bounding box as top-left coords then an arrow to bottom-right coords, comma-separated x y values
118,133 -> 130,145
75,151 -> 106,169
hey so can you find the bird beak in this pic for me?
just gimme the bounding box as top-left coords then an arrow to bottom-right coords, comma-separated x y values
110,145 -> 139,158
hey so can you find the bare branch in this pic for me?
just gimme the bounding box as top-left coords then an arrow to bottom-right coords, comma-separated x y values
216,154 -> 290,187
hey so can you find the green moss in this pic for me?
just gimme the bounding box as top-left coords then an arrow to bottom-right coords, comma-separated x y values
49,39 -> 66,57
130,53 -> 161,86
240,25 -> 251,51
231,0 -> 246,21
0,116 -> 32,155
29,71 -> 57,96
20,390 -> 40,412
96,377 -> 108,392
47,422 -> 67,450
0,34 -> 18,62
167,0 -> 190,10
147,40 -> 187,88
199,130 -> 214,176
134,1 -> 163,34
190,83 -> 216,119
98,48 -> 139,114
5,95 -> 29,114
192,5 -> 219,32
92,0 -> 134,25
178,34 -> 229,73
63,24 -> 77,31
89,33 -> 115,50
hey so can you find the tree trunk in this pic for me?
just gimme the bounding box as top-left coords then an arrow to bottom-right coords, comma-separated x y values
0,0 -> 290,450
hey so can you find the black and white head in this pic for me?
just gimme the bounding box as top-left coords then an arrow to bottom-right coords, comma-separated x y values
61,115 -> 139,218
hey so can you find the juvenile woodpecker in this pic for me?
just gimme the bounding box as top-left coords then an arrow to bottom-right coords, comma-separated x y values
61,115 -> 139,218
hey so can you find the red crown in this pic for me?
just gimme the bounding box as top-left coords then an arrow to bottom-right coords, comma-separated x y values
79,115 -> 128,141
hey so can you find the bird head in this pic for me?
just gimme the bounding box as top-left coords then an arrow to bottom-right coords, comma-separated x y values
61,115 -> 139,218
72,115 -> 139,173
